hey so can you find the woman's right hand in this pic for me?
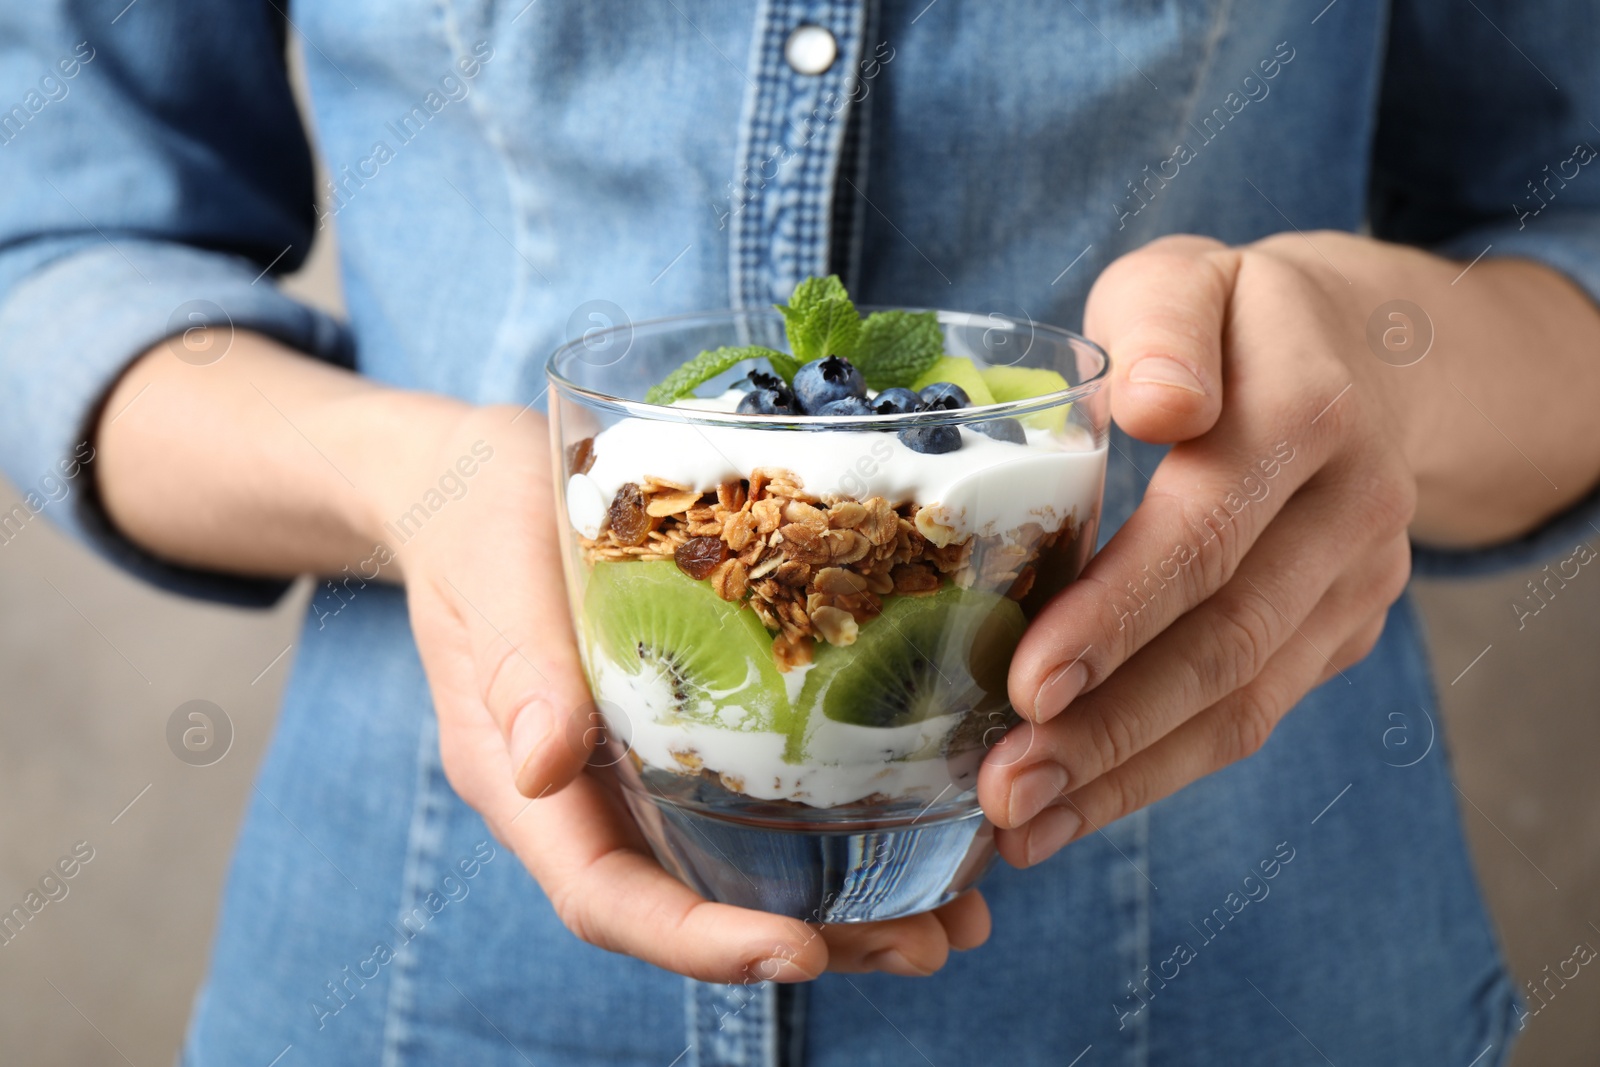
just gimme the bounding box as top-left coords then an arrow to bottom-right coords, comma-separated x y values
97,331 -> 987,984
375,402 -> 991,983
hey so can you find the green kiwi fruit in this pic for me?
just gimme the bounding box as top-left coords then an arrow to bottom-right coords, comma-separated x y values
910,356 -> 997,406
979,364 -> 1071,430
583,561 -> 789,731
788,585 -> 1026,757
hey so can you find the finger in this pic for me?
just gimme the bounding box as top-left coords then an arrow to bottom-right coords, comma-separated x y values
418,630 -> 830,984
1085,234 -> 1236,443
984,475 -> 1402,828
1017,248 -> 1382,724
817,889 -> 992,975
932,889 -> 992,951
821,912 -> 952,976
460,718 -> 828,982
536,781 -> 832,982
1007,367 -> 1366,724
1312,536 -> 1408,684
1317,614 -> 1387,685
995,571 -> 1398,868
411,421 -> 596,798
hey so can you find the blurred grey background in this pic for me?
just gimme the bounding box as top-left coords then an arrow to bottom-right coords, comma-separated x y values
3,45 -> 1598,1067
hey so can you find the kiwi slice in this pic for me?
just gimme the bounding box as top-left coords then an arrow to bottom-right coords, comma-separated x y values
790,585 -> 1025,753
583,561 -> 789,731
910,356 -> 997,406
979,365 -> 1071,430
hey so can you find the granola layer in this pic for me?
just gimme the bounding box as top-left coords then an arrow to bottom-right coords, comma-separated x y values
580,465 -> 1070,671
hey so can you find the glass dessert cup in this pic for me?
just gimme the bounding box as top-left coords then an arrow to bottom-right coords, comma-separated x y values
547,308 -> 1109,923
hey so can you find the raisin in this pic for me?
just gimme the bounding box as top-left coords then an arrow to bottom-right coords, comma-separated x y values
606,483 -> 653,545
675,536 -> 729,580
566,436 -> 596,476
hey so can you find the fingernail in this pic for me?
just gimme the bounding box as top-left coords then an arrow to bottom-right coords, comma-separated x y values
1025,806 -> 1082,866
1128,355 -> 1205,395
749,952 -> 808,982
508,699 -> 554,782
864,948 -> 927,976
1008,762 -> 1069,826
1033,660 -> 1089,722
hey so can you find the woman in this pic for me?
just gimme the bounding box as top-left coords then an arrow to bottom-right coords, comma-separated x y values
3,1 -> 1598,1063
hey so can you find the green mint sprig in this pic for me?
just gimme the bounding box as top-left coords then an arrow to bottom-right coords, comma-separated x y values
776,274 -> 859,369
854,309 -> 943,390
644,345 -> 783,405
642,275 -> 947,404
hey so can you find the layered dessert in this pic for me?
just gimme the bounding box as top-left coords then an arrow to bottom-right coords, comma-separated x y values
559,278 -> 1107,821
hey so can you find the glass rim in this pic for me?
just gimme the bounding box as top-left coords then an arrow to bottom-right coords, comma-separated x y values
544,306 -> 1109,430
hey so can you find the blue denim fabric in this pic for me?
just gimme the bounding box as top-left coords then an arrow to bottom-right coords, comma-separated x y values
2,0 -> 1594,1063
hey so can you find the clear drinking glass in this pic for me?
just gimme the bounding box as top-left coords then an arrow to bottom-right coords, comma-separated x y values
547,307 -> 1109,922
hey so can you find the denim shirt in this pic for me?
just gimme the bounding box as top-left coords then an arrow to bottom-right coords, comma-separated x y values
3,1 -> 1598,1064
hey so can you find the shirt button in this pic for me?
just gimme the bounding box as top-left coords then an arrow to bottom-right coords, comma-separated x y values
784,25 -> 838,76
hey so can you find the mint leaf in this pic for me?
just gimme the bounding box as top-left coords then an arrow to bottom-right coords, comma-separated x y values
796,299 -> 861,364
787,274 -> 849,312
853,310 -> 943,389
776,275 -> 858,365
767,349 -> 800,384
645,345 -> 784,405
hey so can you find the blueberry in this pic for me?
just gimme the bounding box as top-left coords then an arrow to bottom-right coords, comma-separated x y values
817,396 -> 874,418
745,369 -> 785,392
899,424 -> 962,454
917,382 -> 970,410
792,356 -> 867,413
871,387 -> 922,416
737,387 -> 797,415
973,418 -> 1026,444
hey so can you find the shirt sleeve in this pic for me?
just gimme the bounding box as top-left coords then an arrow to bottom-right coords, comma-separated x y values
1370,0 -> 1600,578
0,3 -> 353,606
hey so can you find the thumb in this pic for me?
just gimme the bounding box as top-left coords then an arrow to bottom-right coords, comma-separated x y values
1085,234 -> 1237,444
410,457 -> 597,800
449,537 -> 598,799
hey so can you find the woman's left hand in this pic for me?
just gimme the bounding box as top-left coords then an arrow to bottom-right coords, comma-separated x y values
979,232 -> 1422,867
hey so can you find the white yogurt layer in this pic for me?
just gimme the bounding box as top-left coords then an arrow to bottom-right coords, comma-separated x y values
592,651 -> 984,808
566,390 -> 1108,541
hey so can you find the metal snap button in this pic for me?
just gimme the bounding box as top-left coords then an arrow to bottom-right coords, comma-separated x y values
784,24 -> 838,76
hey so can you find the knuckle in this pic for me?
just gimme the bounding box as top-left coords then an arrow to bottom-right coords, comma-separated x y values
1095,771 -> 1145,827
1143,232 -> 1229,258
1241,234 -> 1353,298
1207,592 -> 1279,692
1149,486 -> 1245,595
1360,464 -> 1417,535
1082,704 -> 1142,775
1337,618 -> 1386,670
1378,538 -> 1413,603
1304,366 -> 1357,438
1219,685 -> 1279,764
549,883 -> 596,946
1070,572 -> 1130,671
479,636 -> 552,728
1236,243 -> 1315,297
